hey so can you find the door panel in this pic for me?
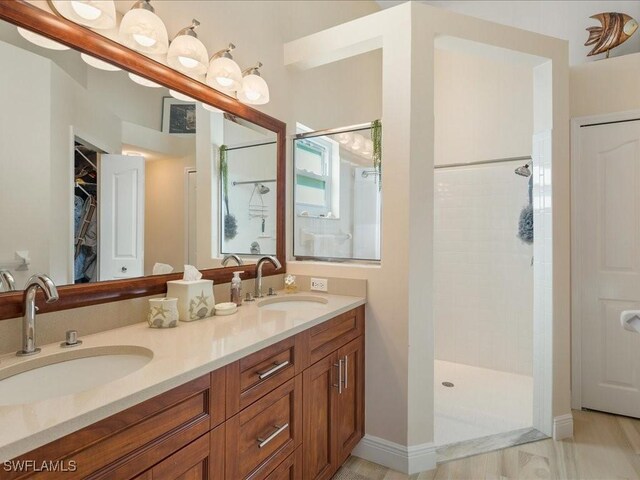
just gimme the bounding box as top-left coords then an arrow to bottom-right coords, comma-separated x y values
99,154 -> 145,280
336,337 -> 364,465
303,353 -> 338,480
579,119 -> 640,417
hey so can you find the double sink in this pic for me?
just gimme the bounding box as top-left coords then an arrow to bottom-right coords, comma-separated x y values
0,295 -> 328,406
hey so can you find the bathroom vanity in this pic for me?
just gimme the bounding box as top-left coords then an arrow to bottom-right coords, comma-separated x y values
0,295 -> 365,480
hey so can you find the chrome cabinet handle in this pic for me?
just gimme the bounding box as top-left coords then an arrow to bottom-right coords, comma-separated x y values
257,360 -> 290,380
257,423 -> 289,448
333,359 -> 344,394
344,355 -> 348,390
121,266 -> 127,273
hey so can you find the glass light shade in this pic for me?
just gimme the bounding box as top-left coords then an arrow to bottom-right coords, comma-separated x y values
361,139 -> 373,156
81,53 -> 120,71
119,7 -> 169,54
128,72 -> 162,88
337,132 -> 353,145
237,74 -> 269,105
167,35 -> 208,75
351,134 -> 364,151
52,1 -> 116,29
17,27 -> 70,50
169,90 -> 196,102
206,56 -> 242,92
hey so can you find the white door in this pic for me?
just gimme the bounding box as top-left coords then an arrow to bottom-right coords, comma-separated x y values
579,119 -> 640,417
99,154 -> 145,280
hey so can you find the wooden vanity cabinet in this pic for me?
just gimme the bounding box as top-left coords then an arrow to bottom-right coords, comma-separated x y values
11,306 -> 364,480
302,308 -> 365,480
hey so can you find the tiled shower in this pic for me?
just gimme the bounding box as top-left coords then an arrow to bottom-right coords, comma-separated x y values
433,160 -> 534,446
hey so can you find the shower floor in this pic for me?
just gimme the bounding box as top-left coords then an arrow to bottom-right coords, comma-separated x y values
435,360 -> 533,447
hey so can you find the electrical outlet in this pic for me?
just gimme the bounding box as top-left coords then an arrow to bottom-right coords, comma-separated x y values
310,277 -> 328,292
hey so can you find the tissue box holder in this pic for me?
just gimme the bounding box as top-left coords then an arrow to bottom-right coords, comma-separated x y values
167,279 -> 215,322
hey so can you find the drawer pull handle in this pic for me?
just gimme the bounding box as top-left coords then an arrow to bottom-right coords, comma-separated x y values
257,423 -> 289,448
257,360 -> 290,380
333,359 -> 344,394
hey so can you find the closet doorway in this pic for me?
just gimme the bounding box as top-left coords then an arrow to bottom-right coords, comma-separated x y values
73,139 -> 100,284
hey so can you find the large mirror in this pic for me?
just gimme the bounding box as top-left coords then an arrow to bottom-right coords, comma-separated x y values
0,13 -> 282,298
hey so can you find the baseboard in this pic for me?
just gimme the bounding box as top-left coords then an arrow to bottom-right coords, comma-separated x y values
352,435 -> 436,474
553,413 -> 574,440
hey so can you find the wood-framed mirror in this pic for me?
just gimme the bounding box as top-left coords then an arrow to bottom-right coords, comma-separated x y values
0,1 -> 286,320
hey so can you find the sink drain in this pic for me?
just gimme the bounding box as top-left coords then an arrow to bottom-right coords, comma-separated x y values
442,381 -> 454,388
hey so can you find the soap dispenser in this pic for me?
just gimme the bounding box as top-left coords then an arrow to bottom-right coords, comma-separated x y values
231,271 -> 244,306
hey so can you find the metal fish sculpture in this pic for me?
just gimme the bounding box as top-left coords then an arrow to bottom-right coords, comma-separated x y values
585,12 -> 638,58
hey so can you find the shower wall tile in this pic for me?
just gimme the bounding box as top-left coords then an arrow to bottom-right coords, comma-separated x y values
434,162 -> 534,376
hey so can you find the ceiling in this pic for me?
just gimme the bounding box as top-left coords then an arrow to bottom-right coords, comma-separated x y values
376,1 -> 640,65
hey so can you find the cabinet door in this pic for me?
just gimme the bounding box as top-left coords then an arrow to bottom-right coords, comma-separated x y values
303,352 -> 339,480
336,337 -> 365,465
151,424 -> 224,480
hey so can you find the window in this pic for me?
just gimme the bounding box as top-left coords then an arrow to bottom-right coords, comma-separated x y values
294,138 -> 333,216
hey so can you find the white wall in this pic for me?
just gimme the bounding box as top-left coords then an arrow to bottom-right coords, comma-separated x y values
379,1 -> 640,67
434,163 -> 533,375
571,52 -> 640,117
434,48 -> 533,165
0,41 -> 51,289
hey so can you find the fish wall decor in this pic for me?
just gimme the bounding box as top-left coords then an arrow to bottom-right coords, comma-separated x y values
585,12 -> 638,58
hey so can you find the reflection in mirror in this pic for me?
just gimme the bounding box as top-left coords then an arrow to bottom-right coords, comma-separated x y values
0,20 -> 278,291
219,118 -> 277,256
293,124 -> 382,262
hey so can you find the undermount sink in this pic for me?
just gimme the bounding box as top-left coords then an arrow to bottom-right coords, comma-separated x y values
257,295 -> 329,311
0,345 -> 153,406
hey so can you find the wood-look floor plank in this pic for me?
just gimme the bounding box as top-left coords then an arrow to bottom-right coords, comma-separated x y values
332,409 -> 640,480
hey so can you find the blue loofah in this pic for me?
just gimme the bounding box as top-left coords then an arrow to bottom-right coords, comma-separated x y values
518,204 -> 534,244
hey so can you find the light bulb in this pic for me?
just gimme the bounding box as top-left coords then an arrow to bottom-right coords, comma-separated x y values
70,1 -> 102,20
216,76 -> 233,87
51,1 -> 116,29
179,56 -> 198,69
206,55 -> 242,92
133,33 -> 156,47
338,132 -> 353,145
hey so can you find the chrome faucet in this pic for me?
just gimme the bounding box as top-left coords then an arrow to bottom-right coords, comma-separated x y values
222,254 -> 243,267
254,256 -> 282,298
0,269 -> 16,292
17,274 -> 59,356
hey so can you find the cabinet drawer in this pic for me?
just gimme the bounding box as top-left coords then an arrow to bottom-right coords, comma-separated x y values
264,447 -> 302,480
226,376 -> 302,480
226,336 -> 300,416
301,306 -> 364,368
8,372 -> 224,480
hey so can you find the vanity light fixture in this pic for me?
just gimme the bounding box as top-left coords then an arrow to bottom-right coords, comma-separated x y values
337,132 -> 353,145
237,62 -> 270,105
206,44 -> 243,93
167,19 -> 208,75
351,134 -> 364,151
81,53 -> 121,71
119,0 -> 169,55
50,1 -> 117,29
128,72 -> 162,88
17,27 -> 70,50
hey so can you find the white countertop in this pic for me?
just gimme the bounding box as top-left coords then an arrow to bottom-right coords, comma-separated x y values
0,292 -> 365,461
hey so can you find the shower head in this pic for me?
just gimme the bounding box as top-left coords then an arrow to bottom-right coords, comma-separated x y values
256,183 -> 270,194
515,163 -> 531,177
